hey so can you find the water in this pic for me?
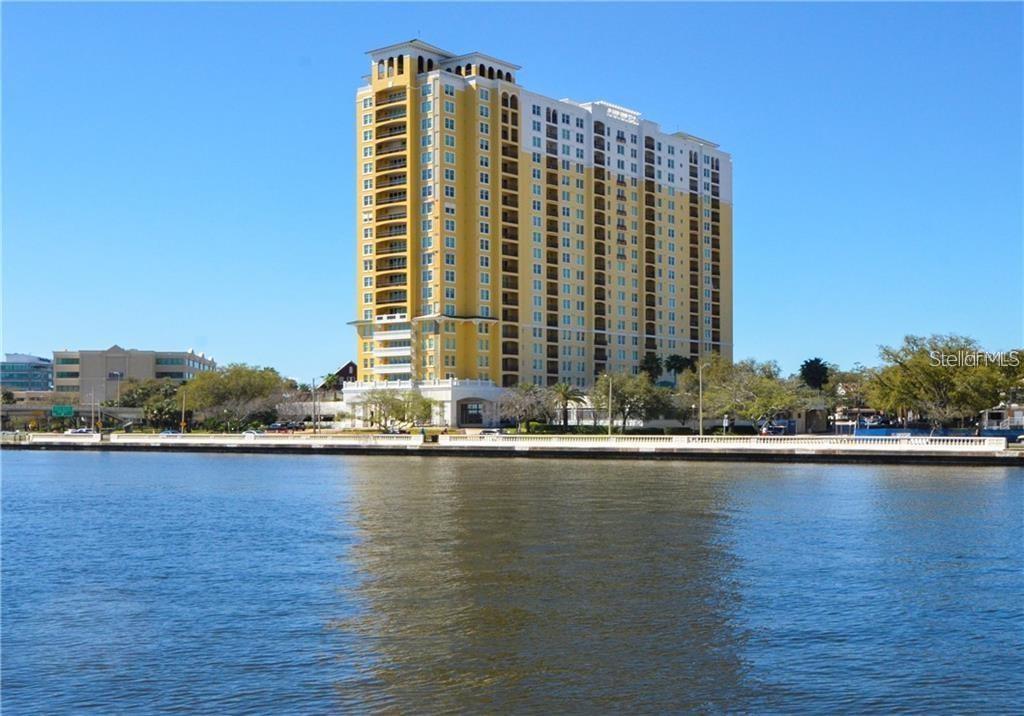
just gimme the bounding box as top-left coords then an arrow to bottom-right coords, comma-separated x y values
2,451 -> 1021,713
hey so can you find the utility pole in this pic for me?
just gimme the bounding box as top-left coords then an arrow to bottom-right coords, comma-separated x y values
180,388 -> 187,433
698,361 -> 705,437
607,375 -> 613,437
311,377 -> 317,435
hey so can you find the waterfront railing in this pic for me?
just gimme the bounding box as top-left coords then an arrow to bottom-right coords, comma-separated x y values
437,434 -> 1008,453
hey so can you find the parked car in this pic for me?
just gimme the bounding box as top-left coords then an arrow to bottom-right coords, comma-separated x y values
479,428 -> 502,437
267,422 -> 289,432
242,430 -> 264,437
64,428 -> 93,434
285,421 -> 306,431
159,429 -> 181,437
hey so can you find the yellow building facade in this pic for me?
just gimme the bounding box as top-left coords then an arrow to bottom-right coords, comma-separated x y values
354,41 -> 732,388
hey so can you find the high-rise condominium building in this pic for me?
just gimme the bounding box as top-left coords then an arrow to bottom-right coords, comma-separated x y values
354,40 -> 732,389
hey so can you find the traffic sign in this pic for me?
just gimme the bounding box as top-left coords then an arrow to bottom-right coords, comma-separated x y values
51,405 -> 75,418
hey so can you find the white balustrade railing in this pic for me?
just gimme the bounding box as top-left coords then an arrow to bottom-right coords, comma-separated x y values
438,434 -> 1007,453
17,432 -> 1007,454
108,433 -> 425,447
27,433 -> 102,445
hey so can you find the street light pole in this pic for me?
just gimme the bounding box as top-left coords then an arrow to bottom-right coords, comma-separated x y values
607,374 -> 613,437
698,361 -> 705,437
311,377 -> 318,435
180,388 -> 187,433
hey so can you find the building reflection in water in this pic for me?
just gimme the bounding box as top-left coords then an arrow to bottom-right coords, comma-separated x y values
328,456 -> 751,711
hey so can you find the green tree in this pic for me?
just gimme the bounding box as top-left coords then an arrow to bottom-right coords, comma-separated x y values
799,357 -> 831,391
664,354 -> 693,386
639,353 -> 663,382
112,378 -> 177,408
498,383 -> 552,432
183,364 -> 289,431
402,391 -> 436,426
685,357 -> 803,426
547,382 -> 586,430
591,373 -> 666,432
144,393 -> 184,428
823,365 -> 873,415
356,388 -> 405,429
866,335 -> 1006,430
1,389 -> 15,405
322,373 -> 341,400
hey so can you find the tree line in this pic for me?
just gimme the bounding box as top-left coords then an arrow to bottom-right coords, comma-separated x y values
101,334 -> 1021,432
499,334 -> 1023,432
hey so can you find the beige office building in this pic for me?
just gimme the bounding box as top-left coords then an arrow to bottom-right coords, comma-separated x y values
52,345 -> 216,403
353,40 -> 732,390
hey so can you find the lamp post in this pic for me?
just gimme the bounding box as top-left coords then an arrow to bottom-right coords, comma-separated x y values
607,374 -> 613,437
180,387 -> 188,433
311,376 -> 319,435
697,360 -> 705,437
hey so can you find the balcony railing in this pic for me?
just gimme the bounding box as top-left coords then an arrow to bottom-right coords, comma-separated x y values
377,91 -> 407,106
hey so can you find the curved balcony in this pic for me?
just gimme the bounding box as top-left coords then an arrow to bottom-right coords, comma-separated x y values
377,191 -> 407,206
376,207 -> 407,223
376,241 -> 408,256
375,175 -> 407,190
375,307 -> 408,320
376,123 -> 407,139
376,139 -> 407,156
375,257 -> 407,272
376,157 -> 407,172
375,277 -> 408,291
376,90 -> 407,106
375,106 -> 407,123
376,224 -> 407,239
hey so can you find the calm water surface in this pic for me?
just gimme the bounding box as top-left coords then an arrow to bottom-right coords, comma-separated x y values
2,451 -> 1021,713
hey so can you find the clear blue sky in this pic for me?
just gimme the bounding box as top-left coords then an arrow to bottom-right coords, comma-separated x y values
3,2 -> 1021,380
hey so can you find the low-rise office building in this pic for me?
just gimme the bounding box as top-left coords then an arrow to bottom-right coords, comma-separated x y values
1,354 -> 54,392
52,345 -> 216,403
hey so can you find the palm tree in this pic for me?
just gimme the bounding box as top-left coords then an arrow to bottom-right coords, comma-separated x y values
548,382 -> 586,430
664,354 -> 694,386
322,373 -> 341,400
799,358 -> 830,392
640,353 -> 663,382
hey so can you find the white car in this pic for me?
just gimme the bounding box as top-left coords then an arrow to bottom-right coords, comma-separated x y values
242,430 -> 264,438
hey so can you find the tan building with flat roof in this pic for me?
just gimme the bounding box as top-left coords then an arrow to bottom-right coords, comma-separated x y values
52,345 -> 216,403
